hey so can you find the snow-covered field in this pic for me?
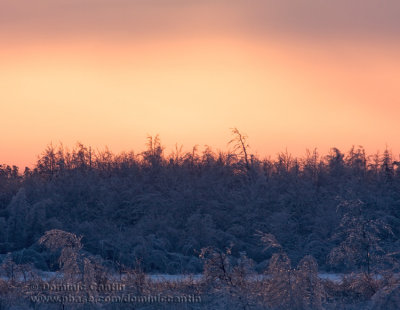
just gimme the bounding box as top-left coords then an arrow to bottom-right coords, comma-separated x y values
146,273 -> 344,283
7,271 -> 365,284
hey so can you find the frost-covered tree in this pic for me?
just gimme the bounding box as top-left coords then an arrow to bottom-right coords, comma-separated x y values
328,199 -> 394,275
39,229 -> 83,280
260,232 -> 324,310
295,255 -> 324,310
265,251 -> 296,309
200,246 -> 255,310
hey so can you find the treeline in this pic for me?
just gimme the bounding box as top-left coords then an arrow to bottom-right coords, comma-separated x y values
0,134 -> 400,274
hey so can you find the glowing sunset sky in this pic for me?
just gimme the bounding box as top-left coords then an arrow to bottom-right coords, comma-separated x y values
1,0 -> 400,168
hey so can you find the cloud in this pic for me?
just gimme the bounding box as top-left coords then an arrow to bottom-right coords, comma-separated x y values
1,0 -> 399,40
247,0 -> 400,38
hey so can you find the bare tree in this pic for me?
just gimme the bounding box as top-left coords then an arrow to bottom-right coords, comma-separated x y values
229,128 -> 251,171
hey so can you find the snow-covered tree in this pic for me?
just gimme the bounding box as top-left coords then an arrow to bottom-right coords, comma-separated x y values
328,199 -> 394,275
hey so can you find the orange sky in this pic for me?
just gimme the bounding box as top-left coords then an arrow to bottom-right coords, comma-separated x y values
1,1 -> 400,168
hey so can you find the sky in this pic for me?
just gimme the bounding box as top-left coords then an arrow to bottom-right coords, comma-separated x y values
1,0 -> 400,168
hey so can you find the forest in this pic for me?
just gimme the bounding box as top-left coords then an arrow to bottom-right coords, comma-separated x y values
1,133 -> 400,309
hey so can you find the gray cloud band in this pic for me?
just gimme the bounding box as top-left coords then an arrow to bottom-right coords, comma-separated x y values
0,0 -> 399,39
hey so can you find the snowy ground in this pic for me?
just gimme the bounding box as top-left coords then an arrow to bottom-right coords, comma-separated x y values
7,271 -> 353,284
146,273 -> 344,283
